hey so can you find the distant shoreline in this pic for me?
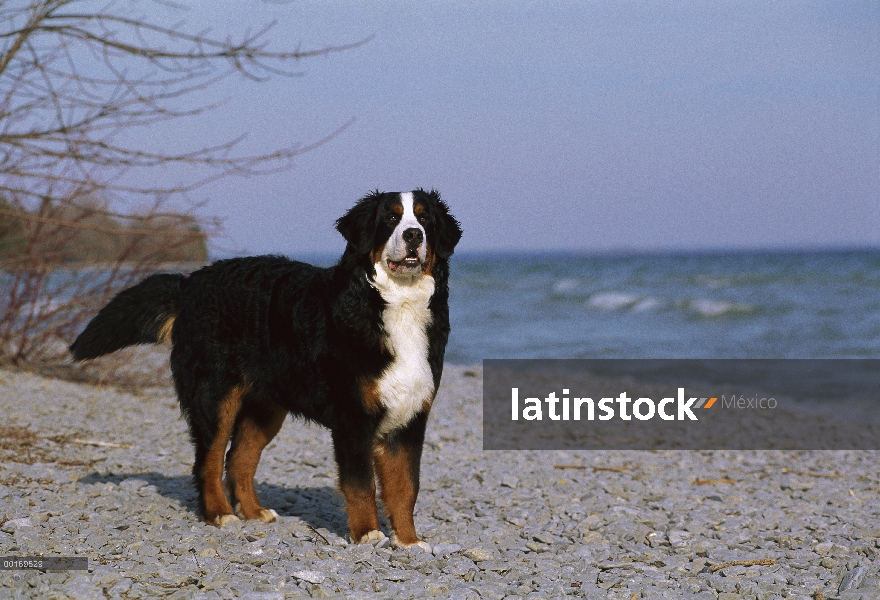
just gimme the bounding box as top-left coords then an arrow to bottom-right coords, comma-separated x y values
219,245 -> 880,263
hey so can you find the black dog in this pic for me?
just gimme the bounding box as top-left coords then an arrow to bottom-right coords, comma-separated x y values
70,189 -> 461,548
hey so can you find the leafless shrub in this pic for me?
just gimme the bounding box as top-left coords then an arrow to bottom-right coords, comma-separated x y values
0,0 -> 366,369
0,193 -> 212,367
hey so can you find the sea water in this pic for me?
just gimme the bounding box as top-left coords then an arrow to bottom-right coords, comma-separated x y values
444,249 -> 880,364
18,248 -> 877,363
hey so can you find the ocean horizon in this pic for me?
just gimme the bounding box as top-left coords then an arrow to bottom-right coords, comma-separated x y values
231,246 -> 880,365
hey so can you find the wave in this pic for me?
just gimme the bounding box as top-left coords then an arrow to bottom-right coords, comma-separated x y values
584,292 -> 664,312
686,298 -> 754,317
588,292 -> 640,310
551,278 -> 581,294
581,290 -> 755,318
631,297 -> 663,312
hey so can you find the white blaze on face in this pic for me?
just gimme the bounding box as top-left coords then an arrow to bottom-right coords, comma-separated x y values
385,192 -> 426,262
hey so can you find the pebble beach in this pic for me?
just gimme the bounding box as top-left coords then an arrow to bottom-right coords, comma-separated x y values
2,358 -> 880,599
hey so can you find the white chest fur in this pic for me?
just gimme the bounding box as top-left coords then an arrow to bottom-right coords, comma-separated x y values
370,267 -> 436,436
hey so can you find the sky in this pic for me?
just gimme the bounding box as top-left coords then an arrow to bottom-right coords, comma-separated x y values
131,0 -> 879,255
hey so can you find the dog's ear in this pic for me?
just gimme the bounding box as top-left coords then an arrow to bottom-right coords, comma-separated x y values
425,189 -> 462,259
335,192 -> 380,255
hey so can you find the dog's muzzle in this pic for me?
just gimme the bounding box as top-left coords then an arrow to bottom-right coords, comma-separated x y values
387,228 -> 425,273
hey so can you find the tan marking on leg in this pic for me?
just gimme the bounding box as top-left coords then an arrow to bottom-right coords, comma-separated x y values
202,385 -> 246,525
340,479 -> 380,543
225,404 -> 287,521
374,440 -> 420,546
157,316 -> 175,343
358,377 -> 383,415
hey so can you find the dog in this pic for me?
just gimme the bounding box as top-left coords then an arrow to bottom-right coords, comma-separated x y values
70,189 -> 461,548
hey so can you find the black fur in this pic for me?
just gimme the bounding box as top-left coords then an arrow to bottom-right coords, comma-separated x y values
70,189 -> 461,543
70,273 -> 185,361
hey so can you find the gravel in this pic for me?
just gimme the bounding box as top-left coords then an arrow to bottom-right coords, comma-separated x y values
2,361 -> 880,599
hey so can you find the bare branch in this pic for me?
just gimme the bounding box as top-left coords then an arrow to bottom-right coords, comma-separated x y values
0,0 -> 365,367
0,0 -> 368,206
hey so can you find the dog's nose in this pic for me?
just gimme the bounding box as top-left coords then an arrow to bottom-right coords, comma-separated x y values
403,228 -> 423,246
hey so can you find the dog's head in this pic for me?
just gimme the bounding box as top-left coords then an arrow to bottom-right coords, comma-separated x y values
336,189 -> 462,278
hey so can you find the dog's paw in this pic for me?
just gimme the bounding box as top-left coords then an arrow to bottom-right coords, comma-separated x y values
213,514 -> 240,527
258,509 -> 278,523
232,502 -> 278,523
391,535 -> 431,553
358,530 -> 387,544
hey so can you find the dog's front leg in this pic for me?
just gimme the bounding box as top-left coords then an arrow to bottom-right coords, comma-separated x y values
332,429 -> 383,543
374,411 -> 430,550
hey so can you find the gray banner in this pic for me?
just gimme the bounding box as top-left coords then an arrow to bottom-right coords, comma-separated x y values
0,556 -> 88,571
483,359 -> 880,450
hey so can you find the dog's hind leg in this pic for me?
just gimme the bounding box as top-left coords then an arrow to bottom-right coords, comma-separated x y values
191,384 -> 247,527
225,402 -> 287,523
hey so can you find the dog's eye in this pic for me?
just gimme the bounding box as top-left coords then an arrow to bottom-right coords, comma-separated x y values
418,216 -> 427,224
389,214 -> 399,222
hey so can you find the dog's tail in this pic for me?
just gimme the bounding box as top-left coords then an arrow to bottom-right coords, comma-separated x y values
70,273 -> 186,361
